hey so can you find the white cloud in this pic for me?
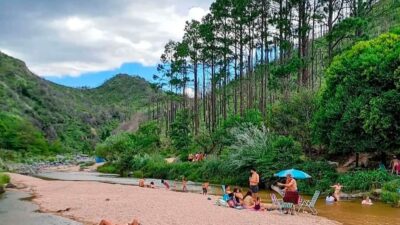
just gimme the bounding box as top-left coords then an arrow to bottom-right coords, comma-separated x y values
0,0 -> 212,77
184,87 -> 195,98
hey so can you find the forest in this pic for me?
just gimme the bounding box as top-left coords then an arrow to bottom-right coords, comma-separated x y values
95,0 -> 400,205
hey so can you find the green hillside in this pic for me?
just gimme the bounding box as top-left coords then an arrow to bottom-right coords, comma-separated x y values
0,52 -> 157,153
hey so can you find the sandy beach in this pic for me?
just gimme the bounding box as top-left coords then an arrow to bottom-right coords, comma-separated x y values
8,173 -> 340,225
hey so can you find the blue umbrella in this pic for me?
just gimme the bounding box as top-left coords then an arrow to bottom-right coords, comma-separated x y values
274,168 -> 311,179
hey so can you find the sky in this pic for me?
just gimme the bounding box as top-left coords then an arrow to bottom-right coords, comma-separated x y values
0,0 -> 213,87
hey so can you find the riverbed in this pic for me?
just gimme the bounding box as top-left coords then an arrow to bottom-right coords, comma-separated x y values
35,171 -> 400,225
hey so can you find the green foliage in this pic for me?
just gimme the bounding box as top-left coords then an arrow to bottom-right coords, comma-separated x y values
0,112 -> 60,155
0,52 -> 157,153
338,170 -> 394,192
381,179 -> 400,207
97,163 -> 119,174
0,173 -> 10,186
296,160 -> 339,194
169,109 -> 192,154
205,109 -> 264,154
267,90 -> 316,150
226,124 -> 303,181
95,121 -> 161,174
313,33 -> 400,154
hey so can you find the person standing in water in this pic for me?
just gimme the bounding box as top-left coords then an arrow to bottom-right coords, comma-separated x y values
249,168 -> 260,198
202,181 -> 209,195
331,183 -> 343,201
182,176 -> 188,192
161,179 -> 170,190
278,174 -> 298,215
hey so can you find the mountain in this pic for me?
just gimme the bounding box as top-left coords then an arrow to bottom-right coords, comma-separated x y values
0,52 -> 157,152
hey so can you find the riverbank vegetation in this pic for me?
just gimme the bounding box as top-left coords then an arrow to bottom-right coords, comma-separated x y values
0,173 -> 10,186
97,0 -> 400,197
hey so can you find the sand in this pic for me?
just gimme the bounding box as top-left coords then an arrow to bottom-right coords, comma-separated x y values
8,173 -> 340,225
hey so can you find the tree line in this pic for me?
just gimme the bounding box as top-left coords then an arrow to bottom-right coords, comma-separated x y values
150,0 -> 389,138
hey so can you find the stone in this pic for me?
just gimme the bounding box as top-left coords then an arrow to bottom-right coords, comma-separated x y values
5,183 -> 17,189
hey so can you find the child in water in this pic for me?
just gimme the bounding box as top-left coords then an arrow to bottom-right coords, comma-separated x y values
361,196 -> 373,205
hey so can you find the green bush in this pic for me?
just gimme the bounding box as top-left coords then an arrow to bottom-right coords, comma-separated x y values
0,173 -> 10,186
132,170 -> 144,178
267,90 -> 316,151
0,112 -> 61,155
296,160 -> 338,194
225,124 -> 303,184
313,33 -> 400,155
381,179 -> 400,207
338,170 -> 394,192
95,120 -> 161,174
97,163 -> 118,174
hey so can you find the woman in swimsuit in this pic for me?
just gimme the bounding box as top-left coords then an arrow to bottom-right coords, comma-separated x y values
242,191 -> 255,209
233,187 -> 243,205
331,183 -> 343,201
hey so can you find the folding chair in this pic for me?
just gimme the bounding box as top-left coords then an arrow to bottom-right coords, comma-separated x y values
297,190 -> 320,215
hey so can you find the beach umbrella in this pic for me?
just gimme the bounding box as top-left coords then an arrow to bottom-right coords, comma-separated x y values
274,168 -> 311,179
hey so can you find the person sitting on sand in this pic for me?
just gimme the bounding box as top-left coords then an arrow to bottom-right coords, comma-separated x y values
233,187 -> 244,205
362,196 -> 373,205
99,218 -> 140,225
182,176 -> 187,192
254,197 -> 264,211
138,179 -> 145,188
242,190 -> 255,209
331,183 -> 343,201
161,179 -> 170,190
149,181 -> 155,188
326,193 -> 336,203
202,182 -> 209,195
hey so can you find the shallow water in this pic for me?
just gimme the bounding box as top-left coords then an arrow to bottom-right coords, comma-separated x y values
0,191 -> 82,225
35,171 -> 400,225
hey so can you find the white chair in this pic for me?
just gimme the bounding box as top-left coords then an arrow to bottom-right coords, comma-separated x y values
298,190 -> 320,215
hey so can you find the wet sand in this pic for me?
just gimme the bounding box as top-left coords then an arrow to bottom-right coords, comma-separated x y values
8,173 -> 340,225
0,191 -> 82,225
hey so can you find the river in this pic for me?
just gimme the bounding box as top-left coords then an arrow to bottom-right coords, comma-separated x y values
0,191 -> 82,225
1,171 -> 398,225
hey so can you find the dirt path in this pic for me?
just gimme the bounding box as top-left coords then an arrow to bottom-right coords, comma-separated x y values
8,173 -> 340,225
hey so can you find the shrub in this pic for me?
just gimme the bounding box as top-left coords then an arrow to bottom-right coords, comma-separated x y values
97,163 -> 118,174
313,33 -> 400,155
296,160 -> 338,194
338,170 -> 394,192
226,124 -> 303,182
132,170 -> 144,178
267,90 -> 316,151
381,179 -> 400,207
0,173 -> 10,186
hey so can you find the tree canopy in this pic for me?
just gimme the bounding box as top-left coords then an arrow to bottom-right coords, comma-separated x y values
313,32 -> 400,154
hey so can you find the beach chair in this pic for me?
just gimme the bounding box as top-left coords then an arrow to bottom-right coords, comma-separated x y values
270,193 -> 284,213
297,190 -> 320,215
281,202 -> 294,214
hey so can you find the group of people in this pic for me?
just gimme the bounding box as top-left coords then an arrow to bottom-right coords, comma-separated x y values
219,169 -> 300,214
